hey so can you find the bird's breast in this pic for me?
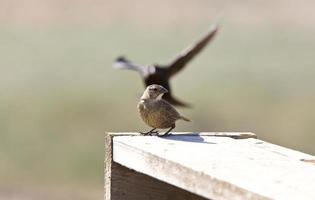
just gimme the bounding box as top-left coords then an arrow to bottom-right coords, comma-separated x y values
138,100 -> 175,129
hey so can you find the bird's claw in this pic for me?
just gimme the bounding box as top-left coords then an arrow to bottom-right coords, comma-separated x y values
158,132 -> 172,137
140,130 -> 159,136
149,131 -> 159,136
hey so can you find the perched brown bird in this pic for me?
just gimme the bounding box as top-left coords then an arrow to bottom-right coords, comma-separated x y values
138,84 -> 190,136
113,24 -> 218,107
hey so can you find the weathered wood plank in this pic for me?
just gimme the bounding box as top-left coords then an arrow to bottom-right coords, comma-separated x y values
104,132 -> 113,200
105,133 -> 208,200
112,133 -> 315,200
109,162 -> 208,200
107,132 -> 257,139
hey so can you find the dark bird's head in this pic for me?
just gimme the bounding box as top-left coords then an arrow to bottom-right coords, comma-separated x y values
115,56 -> 127,62
141,84 -> 168,100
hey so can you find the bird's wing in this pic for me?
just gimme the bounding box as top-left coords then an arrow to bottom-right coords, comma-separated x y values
156,100 -> 181,120
163,24 -> 218,78
163,93 -> 191,108
112,56 -> 145,75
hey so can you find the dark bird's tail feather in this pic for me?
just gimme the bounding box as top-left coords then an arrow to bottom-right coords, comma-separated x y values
180,115 -> 191,122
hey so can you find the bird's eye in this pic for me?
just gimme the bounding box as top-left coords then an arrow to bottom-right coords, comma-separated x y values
149,88 -> 157,91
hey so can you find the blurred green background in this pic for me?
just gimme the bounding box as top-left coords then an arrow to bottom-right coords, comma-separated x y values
1,0 -> 315,199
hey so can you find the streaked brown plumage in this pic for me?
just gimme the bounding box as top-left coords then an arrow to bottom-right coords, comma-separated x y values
138,84 -> 190,136
113,24 -> 218,107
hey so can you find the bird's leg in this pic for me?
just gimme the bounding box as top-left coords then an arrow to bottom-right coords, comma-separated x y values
140,128 -> 158,136
145,128 -> 159,136
159,124 -> 175,137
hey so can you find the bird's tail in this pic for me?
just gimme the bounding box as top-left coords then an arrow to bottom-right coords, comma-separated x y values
180,115 -> 191,122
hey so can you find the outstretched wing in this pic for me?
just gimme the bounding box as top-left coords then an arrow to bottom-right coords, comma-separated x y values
164,24 -> 218,77
163,93 -> 191,108
112,56 -> 145,75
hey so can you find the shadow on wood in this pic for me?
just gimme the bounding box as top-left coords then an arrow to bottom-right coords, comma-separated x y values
109,162 -> 207,200
105,133 -> 207,200
105,132 -> 315,200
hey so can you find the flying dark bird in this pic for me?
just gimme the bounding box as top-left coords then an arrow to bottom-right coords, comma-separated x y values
113,24 -> 218,107
138,84 -> 190,136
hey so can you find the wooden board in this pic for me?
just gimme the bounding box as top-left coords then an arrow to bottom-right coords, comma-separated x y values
107,132 -> 257,139
111,132 -> 315,200
108,162 -> 208,200
105,132 -> 208,200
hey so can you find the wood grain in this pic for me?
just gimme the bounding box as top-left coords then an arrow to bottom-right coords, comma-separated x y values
111,133 -> 315,200
107,132 -> 257,139
105,132 -> 207,200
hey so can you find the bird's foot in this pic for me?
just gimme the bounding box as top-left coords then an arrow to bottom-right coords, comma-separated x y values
158,132 -> 172,137
158,125 -> 175,137
139,131 -> 148,135
140,130 -> 159,136
149,130 -> 159,136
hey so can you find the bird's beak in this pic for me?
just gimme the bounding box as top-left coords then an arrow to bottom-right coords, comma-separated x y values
161,87 -> 168,94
